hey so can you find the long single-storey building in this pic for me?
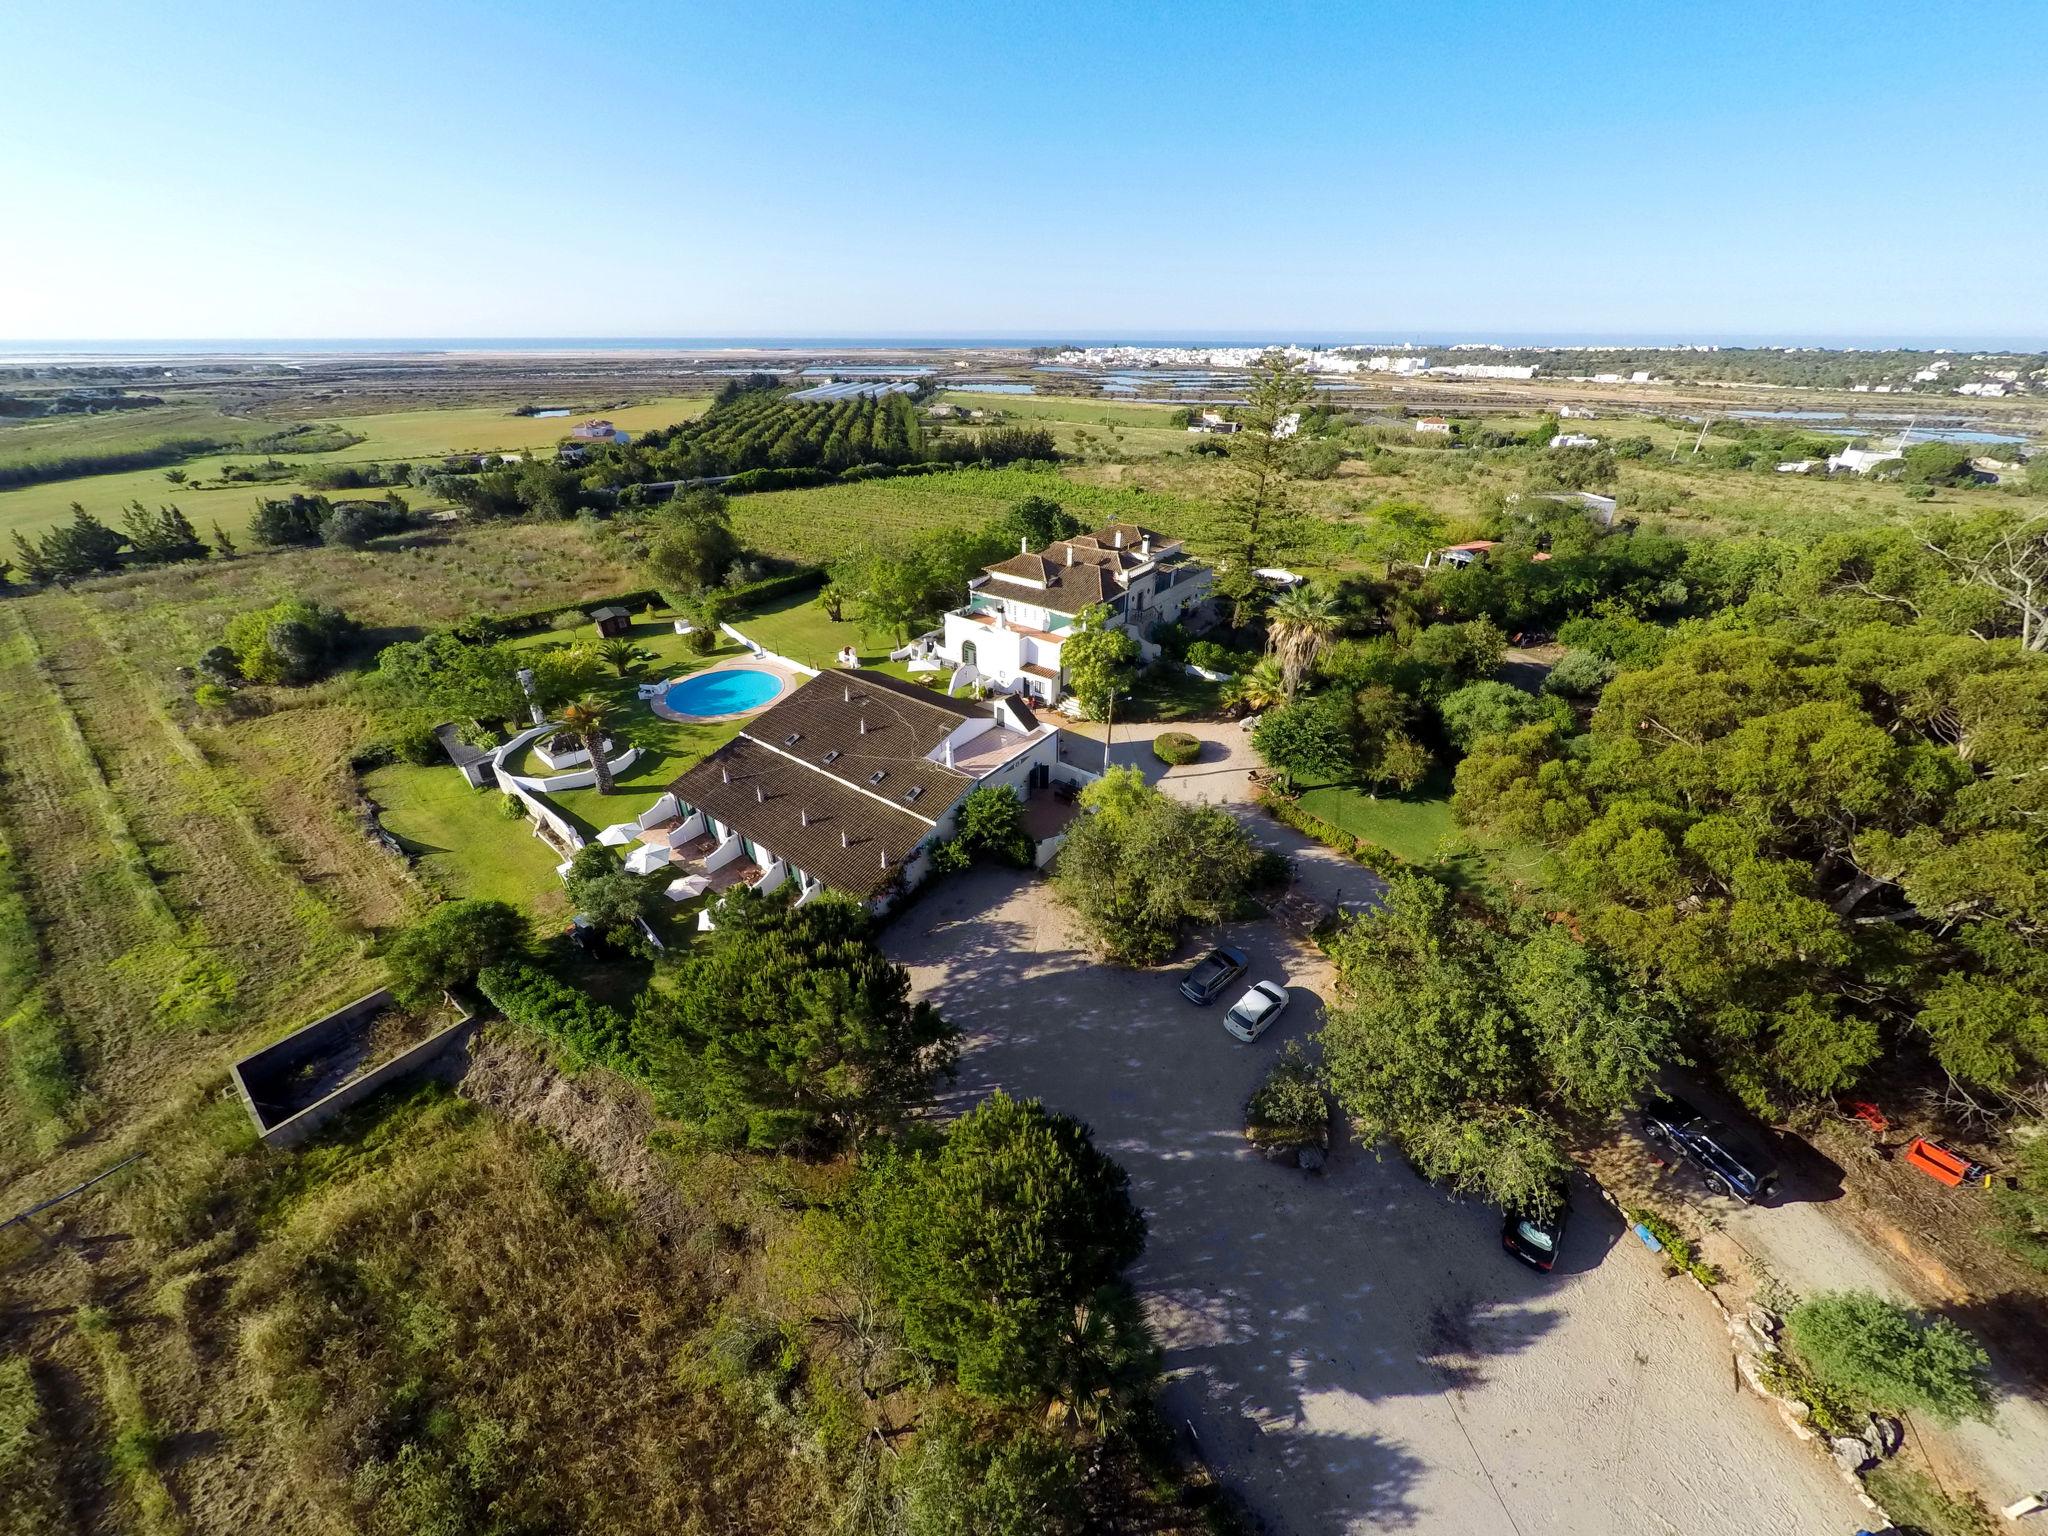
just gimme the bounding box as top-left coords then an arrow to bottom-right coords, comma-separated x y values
666,669 -> 1075,907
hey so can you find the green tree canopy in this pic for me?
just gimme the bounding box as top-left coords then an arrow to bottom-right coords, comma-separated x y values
384,900 -> 529,1008
1059,604 -> 1138,720
1784,1290 -> 1992,1425
862,1091 -> 1151,1414
1050,768 -> 1259,963
634,889 -> 958,1151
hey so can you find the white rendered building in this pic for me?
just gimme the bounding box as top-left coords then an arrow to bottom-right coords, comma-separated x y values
937,523 -> 1212,705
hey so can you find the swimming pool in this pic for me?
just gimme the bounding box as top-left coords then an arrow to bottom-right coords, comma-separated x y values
662,667 -> 784,717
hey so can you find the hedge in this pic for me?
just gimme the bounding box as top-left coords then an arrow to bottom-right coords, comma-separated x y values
1252,785 -> 1410,878
727,566 -> 827,610
1152,731 -> 1201,766
478,960 -> 637,1074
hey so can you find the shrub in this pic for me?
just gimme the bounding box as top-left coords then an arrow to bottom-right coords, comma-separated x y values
385,900 -> 529,1007
478,960 -> 636,1074
1244,1042 -> 1329,1152
1625,1206 -> 1721,1287
1186,639 -> 1256,676
1542,648 -> 1614,698
953,784 -> 1033,867
686,625 -> 718,656
1151,731 -> 1201,766
1783,1290 -> 1992,1425
1862,1464 -> 1998,1536
1989,1132 -> 2048,1271
895,1407 -> 1088,1536
193,682 -> 232,711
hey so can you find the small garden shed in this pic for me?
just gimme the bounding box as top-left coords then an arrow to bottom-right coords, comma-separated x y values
588,605 -> 633,639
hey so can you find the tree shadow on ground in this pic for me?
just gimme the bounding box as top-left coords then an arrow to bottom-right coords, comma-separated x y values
885,868 -> 1567,1533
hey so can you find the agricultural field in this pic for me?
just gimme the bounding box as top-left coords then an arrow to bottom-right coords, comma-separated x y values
0,522 -> 656,1202
730,464 -> 1218,564
0,393 -> 710,544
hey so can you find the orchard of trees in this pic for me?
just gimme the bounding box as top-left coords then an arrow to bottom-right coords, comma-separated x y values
577,384 -> 1056,487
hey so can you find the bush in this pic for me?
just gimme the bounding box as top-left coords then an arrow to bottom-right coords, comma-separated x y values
193,682 -> 232,711
1989,1132 -> 2048,1271
952,784 -> 1034,867
1783,1290 -> 1992,1425
895,1407 -> 1088,1536
1541,648 -> 1614,698
686,625 -> 718,656
1862,1464 -> 1998,1536
477,960 -> 636,1073
1151,730 -> 1201,766
1186,639 -> 1256,676
1244,1042 -> 1329,1152
384,900 -> 529,1007
1625,1206 -> 1720,1287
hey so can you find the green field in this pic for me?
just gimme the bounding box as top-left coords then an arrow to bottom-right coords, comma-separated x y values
0,394 -> 710,544
730,465 -> 1218,564
1296,775 -> 1460,863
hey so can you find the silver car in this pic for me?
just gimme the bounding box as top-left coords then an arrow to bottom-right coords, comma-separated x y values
1223,981 -> 1290,1042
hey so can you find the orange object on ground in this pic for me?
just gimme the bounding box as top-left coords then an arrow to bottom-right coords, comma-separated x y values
1903,1137 -> 1987,1187
1848,1100 -> 1889,1135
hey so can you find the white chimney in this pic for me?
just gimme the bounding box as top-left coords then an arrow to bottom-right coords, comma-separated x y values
843,685 -> 851,702
1065,544 -> 1074,566
1141,534 -> 1151,555
841,831 -> 850,848
755,784 -> 765,803
800,808 -> 810,827
1113,529 -> 1124,548
943,739 -> 955,768
880,849 -> 888,868
1019,535 -> 1028,554
859,717 -> 868,734
720,766 -> 730,783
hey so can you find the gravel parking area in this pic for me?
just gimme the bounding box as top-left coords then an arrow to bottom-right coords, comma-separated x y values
887,869 -> 1867,1535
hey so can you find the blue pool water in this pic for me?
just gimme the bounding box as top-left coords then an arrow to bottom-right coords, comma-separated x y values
663,668 -> 782,715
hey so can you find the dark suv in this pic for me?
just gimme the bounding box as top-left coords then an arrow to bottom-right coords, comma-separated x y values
1642,1094 -> 1780,1204
1179,947 -> 1249,1006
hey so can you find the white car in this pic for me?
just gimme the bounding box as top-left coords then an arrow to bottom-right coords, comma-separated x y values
1223,981 -> 1290,1042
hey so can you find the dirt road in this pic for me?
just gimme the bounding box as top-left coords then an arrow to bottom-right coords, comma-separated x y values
887,870 -> 1867,1534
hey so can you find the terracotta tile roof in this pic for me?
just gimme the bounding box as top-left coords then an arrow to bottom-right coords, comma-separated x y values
979,571 -> 1115,616
672,737 -> 935,898
984,552 -> 1057,583
667,670 -> 980,898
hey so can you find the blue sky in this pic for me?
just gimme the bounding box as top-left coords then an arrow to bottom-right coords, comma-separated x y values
2,0 -> 2043,344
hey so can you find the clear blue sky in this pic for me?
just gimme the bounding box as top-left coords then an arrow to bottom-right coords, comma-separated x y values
3,0 -> 2043,344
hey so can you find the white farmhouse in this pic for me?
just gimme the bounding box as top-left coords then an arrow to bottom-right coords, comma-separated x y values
936,524 -> 1211,706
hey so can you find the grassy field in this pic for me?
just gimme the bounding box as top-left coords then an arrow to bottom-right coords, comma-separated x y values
0,522 -> 665,1198
731,465 -> 1219,565
0,394 -> 710,544
1296,775 -> 1459,863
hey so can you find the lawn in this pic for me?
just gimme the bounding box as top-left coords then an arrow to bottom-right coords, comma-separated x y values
507,619 -> 753,835
0,394 -> 710,544
723,588 -> 927,684
363,758 -> 570,917
1295,765 -> 1463,866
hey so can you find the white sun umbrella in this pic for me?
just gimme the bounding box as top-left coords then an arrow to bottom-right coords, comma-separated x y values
665,873 -> 711,902
598,822 -> 639,846
625,843 -> 671,876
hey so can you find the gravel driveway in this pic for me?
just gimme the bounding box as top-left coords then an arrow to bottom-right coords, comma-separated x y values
886,870 -> 1868,1535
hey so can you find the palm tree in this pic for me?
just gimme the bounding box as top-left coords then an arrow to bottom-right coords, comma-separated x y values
1265,582 -> 1340,697
559,695 -> 618,795
597,636 -> 643,677
1223,656 -> 1288,715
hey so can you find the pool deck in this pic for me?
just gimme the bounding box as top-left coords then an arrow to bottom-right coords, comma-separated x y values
647,659 -> 802,723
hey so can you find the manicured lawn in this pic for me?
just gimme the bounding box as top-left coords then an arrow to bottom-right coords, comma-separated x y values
1296,772 -> 1458,864
508,619 -> 754,835
725,590 -> 920,683
362,760 -> 569,920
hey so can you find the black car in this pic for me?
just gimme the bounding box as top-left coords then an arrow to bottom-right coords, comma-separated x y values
1501,1196 -> 1570,1272
1179,947 -> 1249,1006
1642,1094 -> 1780,1204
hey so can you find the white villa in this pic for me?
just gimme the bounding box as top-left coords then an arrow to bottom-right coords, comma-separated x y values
936,523 -> 1212,705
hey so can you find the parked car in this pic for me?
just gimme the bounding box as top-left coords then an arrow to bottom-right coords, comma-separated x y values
1223,981 -> 1290,1042
1642,1094 -> 1780,1204
1180,947 -> 1249,1006
1501,1193 -> 1570,1272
